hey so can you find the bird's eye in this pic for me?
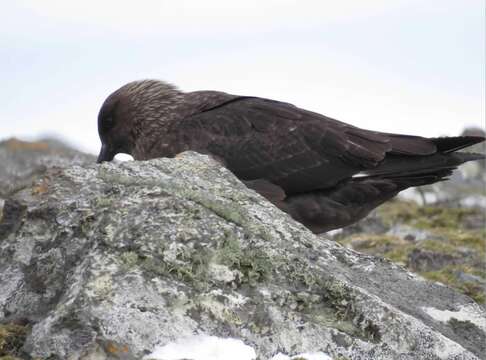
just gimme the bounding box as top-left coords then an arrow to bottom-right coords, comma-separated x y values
102,116 -> 114,131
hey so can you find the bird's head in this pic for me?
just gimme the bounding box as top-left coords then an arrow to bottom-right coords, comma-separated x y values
96,79 -> 181,163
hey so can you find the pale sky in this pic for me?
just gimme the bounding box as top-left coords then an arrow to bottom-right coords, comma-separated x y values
1,0 -> 484,156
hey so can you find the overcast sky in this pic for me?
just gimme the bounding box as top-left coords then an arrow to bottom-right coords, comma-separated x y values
1,0 -> 484,156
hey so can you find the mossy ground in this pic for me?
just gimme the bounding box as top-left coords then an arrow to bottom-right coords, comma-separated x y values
379,200 -> 481,229
0,323 -> 28,359
336,200 -> 486,303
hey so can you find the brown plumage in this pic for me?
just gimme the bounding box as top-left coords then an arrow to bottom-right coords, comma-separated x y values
97,80 -> 485,233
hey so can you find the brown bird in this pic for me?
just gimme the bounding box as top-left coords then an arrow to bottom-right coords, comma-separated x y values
97,80 -> 485,233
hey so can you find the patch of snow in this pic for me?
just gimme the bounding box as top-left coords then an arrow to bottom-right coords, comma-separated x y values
271,352 -> 333,360
144,335 -> 256,360
114,153 -> 134,161
423,304 -> 486,332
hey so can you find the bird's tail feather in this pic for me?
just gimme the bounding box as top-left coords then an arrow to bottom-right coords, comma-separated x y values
430,136 -> 485,153
453,151 -> 485,162
284,165 -> 475,234
275,135 -> 484,234
366,168 -> 453,189
364,151 -> 484,178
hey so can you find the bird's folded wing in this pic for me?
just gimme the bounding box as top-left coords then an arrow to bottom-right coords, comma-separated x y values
171,94 -> 438,194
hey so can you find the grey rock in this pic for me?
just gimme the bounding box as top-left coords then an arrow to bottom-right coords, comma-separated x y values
454,272 -> 486,296
455,272 -> 486,287
0,137 -> 95,199
0,141 -> 485,360
407,249 -> 464,272
387,225 -> 434,243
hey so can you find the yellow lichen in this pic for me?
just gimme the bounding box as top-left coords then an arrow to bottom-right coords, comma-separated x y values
5,138 -> 49,152
105,341 -> 129,355
31,179 -> 49,196
0,323 -> 28,358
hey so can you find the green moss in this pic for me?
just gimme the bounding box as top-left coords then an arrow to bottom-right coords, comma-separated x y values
215,235 -> 242,269
185,249 -> 211,282
120,251 -> 139,268
447,317 -> 486,346
191,295 -> 244,326
216,236 -> 272,286
272,253 -> 382,342
384,245 -> 414,264
334,356 -> 351,360
469,268 -> 486,278
338,234 -> 413,264
315,280 -> 381,343
339,234 -> 400,251
0,323 -> 28,358
140,246 -> 212,290
239,249 -> 272,285
434,228 -> 486,253
221,307 -> 244,326
94,196 -> 113,207
448,318 -> 481,333
422,265 -> 485,303
337,200 -> 486,303
276,257 -> 319,289
324,281 -> 353,319
378,200 -> 480,230
420,239 -> 459,255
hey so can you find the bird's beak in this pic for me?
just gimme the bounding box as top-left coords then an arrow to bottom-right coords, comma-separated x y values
97,145 -> 115,163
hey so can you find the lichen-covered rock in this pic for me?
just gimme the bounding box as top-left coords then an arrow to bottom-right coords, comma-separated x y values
0,137 -> 95,199
0,140 -> 485,360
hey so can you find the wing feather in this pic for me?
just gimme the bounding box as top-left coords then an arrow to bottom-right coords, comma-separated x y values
172,93 -> 438,194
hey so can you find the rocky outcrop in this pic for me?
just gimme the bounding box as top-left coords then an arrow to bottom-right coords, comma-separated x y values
0,138 -> 485,360
0,138 -> 95,199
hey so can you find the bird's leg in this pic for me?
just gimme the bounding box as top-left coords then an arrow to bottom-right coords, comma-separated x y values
417,187 -> 427,206
243,179 -> 287,210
